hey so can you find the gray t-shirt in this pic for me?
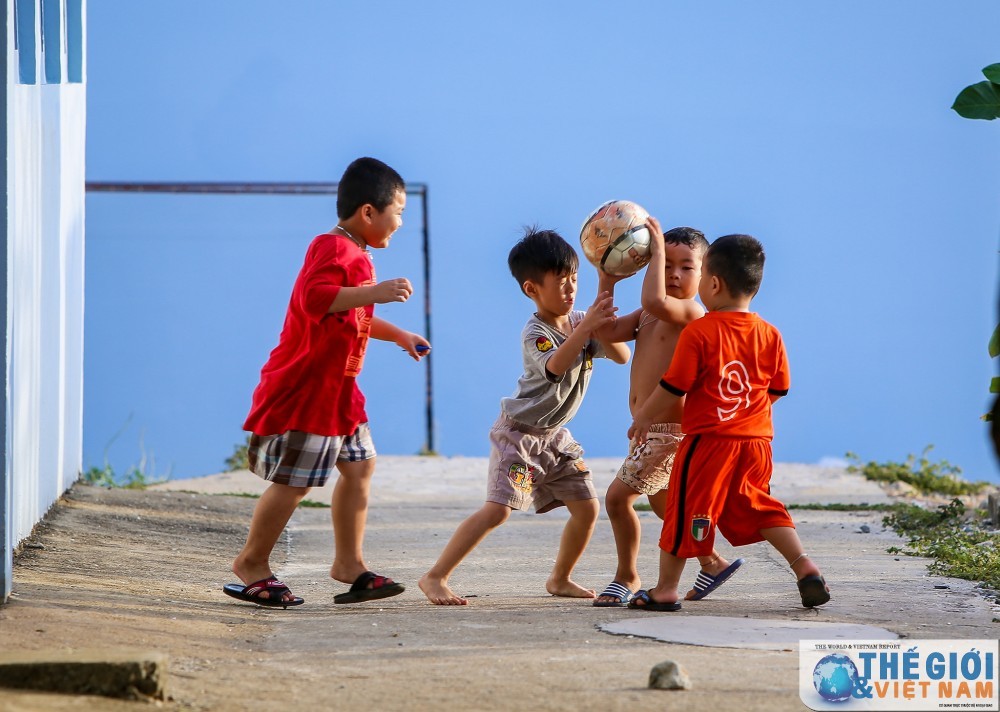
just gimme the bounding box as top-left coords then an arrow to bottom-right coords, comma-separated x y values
500,311 -> 607,429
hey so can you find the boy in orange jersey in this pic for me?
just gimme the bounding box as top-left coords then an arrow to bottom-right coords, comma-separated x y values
627,233 -> 829,611
593,219 -> 741,607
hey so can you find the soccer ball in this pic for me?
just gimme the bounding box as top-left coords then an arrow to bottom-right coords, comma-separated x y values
579,200 -> 652,277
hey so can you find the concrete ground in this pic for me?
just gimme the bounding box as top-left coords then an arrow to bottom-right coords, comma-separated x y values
0,456 -> 997,711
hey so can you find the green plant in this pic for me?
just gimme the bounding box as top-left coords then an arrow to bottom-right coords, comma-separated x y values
786,502 -> 898,512
845,446 -> 988,496
81,417 -> 170,489
883,499 -> 1000,596
952,64 -> 1000,120
952,66 -> 1000,452
80,462 -> 166,489
226,434 -> 251,471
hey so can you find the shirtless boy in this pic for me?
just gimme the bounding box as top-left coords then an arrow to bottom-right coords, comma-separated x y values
593,218 -> 742,607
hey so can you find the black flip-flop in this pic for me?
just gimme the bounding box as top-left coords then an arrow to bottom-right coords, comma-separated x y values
333,571 -> 405,604
223,576 -> 304,608
627,589 -> 682,612
797,574 -> 831,608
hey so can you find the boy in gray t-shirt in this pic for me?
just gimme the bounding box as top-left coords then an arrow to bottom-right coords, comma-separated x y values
419,228 -> 629,605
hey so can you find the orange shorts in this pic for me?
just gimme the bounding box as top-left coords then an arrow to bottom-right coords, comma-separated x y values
658,434 -> 794,558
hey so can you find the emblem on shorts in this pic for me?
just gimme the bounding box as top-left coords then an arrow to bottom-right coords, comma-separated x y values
691,516 -> 711,541
573,459 -> 588,473
535,336 -> 554,353
508,463 -> 535,493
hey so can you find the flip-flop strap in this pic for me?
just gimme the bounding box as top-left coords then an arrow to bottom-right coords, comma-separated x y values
692,570 -> 716,594
245,577 -> 289,597
350,571 -> 397,592
598,581 -> 632,601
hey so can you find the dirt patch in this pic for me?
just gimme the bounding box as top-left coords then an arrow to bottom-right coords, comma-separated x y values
0,485 -> 287,710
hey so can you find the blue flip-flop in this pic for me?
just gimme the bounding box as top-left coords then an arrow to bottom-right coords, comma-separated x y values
592,581 -> 634,607
688,558 -> 745,601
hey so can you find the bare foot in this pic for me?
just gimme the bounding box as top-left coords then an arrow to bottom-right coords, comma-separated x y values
546,577 -> 596,598
418,574 -> 468,605
231,558 -> 297,603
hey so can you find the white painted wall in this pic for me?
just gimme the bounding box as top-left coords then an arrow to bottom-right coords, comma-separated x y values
3,0 -> 86,601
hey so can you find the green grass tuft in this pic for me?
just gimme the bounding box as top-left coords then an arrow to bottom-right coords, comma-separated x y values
846,446 -> 988,496
883,499 -> 1000,596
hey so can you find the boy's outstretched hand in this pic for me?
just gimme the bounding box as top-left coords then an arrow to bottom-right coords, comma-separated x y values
397,332 -> 431,361
372,277 -> 413,304
645,215 -> 664,248
580,291 -> 618,334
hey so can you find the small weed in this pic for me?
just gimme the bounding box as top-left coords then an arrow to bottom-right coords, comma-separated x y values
883,499 -> 1000,596
297,499 -> 331,508
226,435 -> 250,472
787,503 -> 898,512
82,416 -> 171,489
846,446 -> 988,496
81,464 -> 167,489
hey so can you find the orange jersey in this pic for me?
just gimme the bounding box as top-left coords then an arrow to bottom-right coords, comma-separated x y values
661,311 -> 789,438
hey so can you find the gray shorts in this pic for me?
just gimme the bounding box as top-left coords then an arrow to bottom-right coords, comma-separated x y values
615,423 -> 684,496
246,424 -> 376,488
486,413 -> 596,513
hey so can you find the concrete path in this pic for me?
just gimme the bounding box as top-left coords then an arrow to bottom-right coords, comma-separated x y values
1,456 -> 994,710
152,456 -> 998,709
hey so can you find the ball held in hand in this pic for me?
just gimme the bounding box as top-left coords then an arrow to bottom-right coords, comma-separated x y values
579,200 -> 653,277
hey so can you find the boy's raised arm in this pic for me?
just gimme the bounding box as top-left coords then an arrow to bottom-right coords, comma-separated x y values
640,217 -> 702,325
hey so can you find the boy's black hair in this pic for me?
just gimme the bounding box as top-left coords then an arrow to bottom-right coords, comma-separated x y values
336,157 -> 405,220
705,234 -> 765,297
508,227 -> 579,294
663,226 -> 709,257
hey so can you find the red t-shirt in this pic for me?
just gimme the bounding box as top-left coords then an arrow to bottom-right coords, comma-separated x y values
661,311 -> 789,438
243,233 -> 375,437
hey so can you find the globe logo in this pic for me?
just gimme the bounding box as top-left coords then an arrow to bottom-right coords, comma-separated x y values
812,653 -> 860,702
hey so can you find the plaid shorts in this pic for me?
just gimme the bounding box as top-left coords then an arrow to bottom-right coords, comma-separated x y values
246,425 -> 376,488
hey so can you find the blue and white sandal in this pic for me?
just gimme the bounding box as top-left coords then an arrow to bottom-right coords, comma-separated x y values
688,558 -> 745,601
592,581 -> 634,607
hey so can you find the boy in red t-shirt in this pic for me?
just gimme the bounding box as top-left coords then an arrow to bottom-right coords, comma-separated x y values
224,157 -> 429,608
627,234 -> 830,611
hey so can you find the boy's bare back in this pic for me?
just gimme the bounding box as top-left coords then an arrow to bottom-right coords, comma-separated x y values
629,306 -> 703,422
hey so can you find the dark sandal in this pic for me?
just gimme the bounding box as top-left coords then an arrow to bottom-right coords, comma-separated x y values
797,574 -> 831,608
333,571 -> 405,604
223,576 -> 304,608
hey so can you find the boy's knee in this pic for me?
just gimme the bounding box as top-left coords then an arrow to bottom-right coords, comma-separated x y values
480,502 -> 512,527
605,491 -> 634,516
569,497 -> 600,522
